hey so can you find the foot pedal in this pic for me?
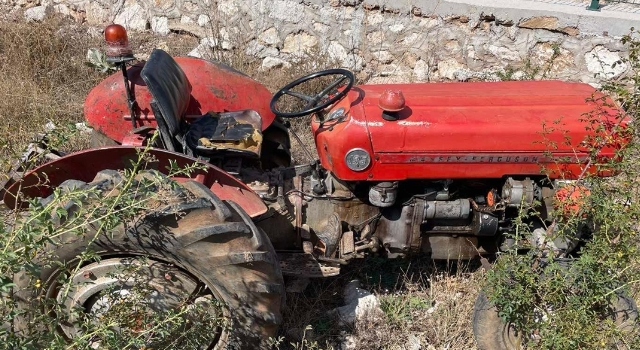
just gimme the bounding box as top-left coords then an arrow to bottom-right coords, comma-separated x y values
278,253 -> 340,278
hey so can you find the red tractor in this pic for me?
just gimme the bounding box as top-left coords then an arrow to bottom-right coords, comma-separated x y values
2,25 -> 634,349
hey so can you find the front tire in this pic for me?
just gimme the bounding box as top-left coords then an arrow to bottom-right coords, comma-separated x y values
14,169 -> 284,349
473,291 -> 638,350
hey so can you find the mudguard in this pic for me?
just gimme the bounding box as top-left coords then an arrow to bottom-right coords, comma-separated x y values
3,147 -> 268,217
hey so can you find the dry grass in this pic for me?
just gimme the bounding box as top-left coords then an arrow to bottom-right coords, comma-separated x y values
277,258 -> 482,349
0,17 -> 100,162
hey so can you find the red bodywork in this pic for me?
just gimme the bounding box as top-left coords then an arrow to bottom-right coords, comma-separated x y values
3,147 -> 268,217
84,57 -> 276,143
313,81 -> 625,181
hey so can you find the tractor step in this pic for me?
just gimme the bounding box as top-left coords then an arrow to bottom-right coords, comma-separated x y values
277,252 -> 340,278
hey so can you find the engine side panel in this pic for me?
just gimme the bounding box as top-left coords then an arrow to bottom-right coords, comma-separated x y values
84,57 -> 276,143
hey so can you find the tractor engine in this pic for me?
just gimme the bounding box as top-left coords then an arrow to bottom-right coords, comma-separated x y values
370,177 -> 544,258
297,175 -> 555,260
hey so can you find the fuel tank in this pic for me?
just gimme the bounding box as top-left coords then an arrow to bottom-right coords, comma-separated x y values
313,81 -> 626,181
84,57 -> 276,143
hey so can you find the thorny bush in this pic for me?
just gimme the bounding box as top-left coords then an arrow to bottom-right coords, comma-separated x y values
486,31 -> 640,349
0,132 -> 226,349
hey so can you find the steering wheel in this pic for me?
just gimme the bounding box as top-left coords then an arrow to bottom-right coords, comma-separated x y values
270,68 -> 355,118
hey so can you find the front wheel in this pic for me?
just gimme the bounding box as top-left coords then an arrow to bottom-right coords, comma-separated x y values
473,291 -> 638,350
13,170 -> 284,349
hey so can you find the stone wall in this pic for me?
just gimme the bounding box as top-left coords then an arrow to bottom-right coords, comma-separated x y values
6,0 -> 637,84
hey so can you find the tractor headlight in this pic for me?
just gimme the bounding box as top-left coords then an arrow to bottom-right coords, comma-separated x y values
345,148 -> 371,172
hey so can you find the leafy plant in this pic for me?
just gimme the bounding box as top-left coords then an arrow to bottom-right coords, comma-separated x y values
0,131 -> 223,349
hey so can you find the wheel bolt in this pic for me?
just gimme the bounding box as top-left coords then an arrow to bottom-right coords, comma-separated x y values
164,273 -> 173,280
83,271 -> 93,279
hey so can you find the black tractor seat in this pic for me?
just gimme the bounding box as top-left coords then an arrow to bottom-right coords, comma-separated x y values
140,48 -> 263,158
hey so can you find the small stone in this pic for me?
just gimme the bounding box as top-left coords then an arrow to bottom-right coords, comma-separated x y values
197,14 -> 210,27
245,40 -> 279,58
372,50 -> 393,64
180,15 -> 194,24
400,33 -> 420,47
407,334 -> 421,350
418,17 -> 439,29
114,3 -> 148,31
53,4 -> 70,16
258,27 -> 279,46
530,42 -> 574,75
561,26 -> 579,36
367,31 -> 385,45
585,46 -> 627,78
151,16 -> 170,35
487,45 -> 520,61
366,12 -> 384,26
414,59 -> 429,81
75,122 -> 92,134
333,280 -> 382,325
437,58 -> 465,80
24,5 -> 51,21
389,23 -> 405,33
518,16 -> 558,31
327,41 -> 348,62
282,32 -> 318,55
261,57 -> 290,70
167,22 -> 207,38
218,0 -> 240,16
446,15 -> 469,24
85,2 -> 110,25
269,0 -> 306,24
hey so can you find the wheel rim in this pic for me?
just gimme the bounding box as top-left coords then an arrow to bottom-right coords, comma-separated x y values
49,257 -> 224,349
501,321 -> 522,348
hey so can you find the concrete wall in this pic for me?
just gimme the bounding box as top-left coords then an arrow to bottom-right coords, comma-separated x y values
9,0 -> 639,84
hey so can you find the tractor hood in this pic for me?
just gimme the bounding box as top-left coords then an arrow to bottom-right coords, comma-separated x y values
356,81 -> 609,153
313,81 -> 626,181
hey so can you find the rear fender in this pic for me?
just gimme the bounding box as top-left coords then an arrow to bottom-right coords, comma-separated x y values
3,147 -> 268,217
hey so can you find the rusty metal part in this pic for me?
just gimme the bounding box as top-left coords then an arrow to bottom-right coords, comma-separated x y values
340,230 -> 355,257
302,241 -> 314,254
426,211 -> 499,237
421,236 -> 487,260
368,181 -> 398,207
424,199 -> 471,219
0,137 -> 61,201
3,147 -> 268,217
376,201 -> 424,258
293,176 -> 303,248
277,253 -> 340,278
314,213 -> 342,257
502,177 -> 540,207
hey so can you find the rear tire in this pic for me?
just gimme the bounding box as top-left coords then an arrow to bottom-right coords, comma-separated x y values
14,169 -> 284,349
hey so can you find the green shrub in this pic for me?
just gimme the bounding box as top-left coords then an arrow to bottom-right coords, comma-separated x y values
486,30 -> 640,349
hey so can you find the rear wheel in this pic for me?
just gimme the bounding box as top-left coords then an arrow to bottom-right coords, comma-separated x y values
14,169 -> 284,349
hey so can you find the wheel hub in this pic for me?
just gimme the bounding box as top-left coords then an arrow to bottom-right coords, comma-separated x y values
50,257 -> 222,348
